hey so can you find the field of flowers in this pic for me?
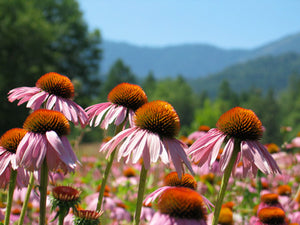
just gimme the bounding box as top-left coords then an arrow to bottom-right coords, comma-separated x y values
1,72 -> 300,225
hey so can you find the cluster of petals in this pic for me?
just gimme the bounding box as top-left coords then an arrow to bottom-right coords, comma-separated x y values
86,102 -> 134,129
188,128 -> 281,177
0,146 -> 30,188
100,126 -> 193,177
8,87 -> 88,127
16,131 -> 78,172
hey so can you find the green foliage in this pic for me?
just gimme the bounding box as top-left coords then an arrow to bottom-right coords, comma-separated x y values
0,0 -> 101,134
101,59 -> 137,99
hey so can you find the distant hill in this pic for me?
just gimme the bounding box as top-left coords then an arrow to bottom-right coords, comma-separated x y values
100,32 -> 300,79
188,53 -> 300,97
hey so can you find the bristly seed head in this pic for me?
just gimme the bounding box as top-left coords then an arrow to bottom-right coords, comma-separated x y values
218,207 -> 233,225
52,186 -> 80,201
107,83 -> 148,111
0,128 -> 27,153
134,100 -> 180,139
163,172 -> 197,190
216,106 -> 263,140
260,193 -> 279,205
157,187 -> 207,220
258,207 -> 285,224
23,109 -> 70,136
123,167 -> 136,178
36,72 -> 75,99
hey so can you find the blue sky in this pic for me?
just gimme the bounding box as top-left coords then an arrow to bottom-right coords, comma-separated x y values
78,0 -> 300,49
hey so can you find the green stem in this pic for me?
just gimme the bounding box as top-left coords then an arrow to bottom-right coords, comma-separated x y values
18,173 -> 35,225
212,140 -> 240,225
58,211 -> 65,225
96,123 -> 125,211
134,164 -> 148,225
4,169 -> 17,225
39,160 -> 48,225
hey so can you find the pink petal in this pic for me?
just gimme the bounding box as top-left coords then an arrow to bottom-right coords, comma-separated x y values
26,91 -> 48,110
220,138 -> 235,172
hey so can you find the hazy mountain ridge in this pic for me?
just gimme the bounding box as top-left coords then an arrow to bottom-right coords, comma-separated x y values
100,32 -> 300,79
189,53 -> 300,97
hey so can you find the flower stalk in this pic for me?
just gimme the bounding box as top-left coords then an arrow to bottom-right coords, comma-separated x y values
134,164 -> 148,225
39,160 -> 49,225
96,121 -> 126,211
18,173 -> 35,225
212,139 -> 240,225
4,169 -> 17,225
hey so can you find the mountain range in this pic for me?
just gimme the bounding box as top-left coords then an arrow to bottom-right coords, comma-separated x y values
100,32 -> 300,79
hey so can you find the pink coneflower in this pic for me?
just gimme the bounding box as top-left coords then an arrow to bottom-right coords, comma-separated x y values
16,109 -> 78,172
100,100 -> 193,177
86,82 -> 148,129
146,187 -> 208,225
254,207 -> 287,225
8,72 -> 88,127
257,193 -> 284,214
74,209 -> 103,225
0,128 -> 30,189
188,106 -> 281,177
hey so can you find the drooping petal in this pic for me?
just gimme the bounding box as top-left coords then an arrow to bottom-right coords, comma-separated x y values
45,131 -> 76,170
26,91 -> 49,110
219,138 -> 235,172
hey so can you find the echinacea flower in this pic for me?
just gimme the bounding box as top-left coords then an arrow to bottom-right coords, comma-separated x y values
74,209 -> 103,225
50,185 -> 81,221
254,207 -> 287,225
0,128 -> 30,188
86,82 -> 148,129
146,187 -> 208,225
100,100 -> 193,177
8,72 -> 88,127
217,207 -> 233,225
257,193 -> 284,214
16,109 -> 78,172
144,173 -> 213,211
188,106 -> 281,177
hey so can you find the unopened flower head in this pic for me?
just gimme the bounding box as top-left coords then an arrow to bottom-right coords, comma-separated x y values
86,82 -> 148,129
8,72 -> 88,127
51,185 -> 81,221
74,210 -> 103,225
101,100 -> 193,177
163,172 -> 197,190
0,128 -> 29,188
17,109 -> 78,172
188,106 -> 280,177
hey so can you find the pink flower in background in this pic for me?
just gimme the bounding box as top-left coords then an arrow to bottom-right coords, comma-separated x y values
0,128 -> 30,189
188,107 -> 281,177
101,100 -> 193,177
188,125 -> 211,141
145,187 -> 208,225
16,109 -> 78,172
8,72 -> 88,127
254,207 -> 287,225
86,82 -> 148,129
